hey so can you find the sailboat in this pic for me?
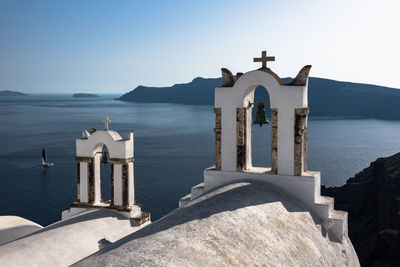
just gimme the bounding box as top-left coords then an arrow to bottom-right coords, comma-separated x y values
42,148 -> 54,167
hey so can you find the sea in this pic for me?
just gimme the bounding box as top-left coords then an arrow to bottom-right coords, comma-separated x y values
1,94 -> 400,226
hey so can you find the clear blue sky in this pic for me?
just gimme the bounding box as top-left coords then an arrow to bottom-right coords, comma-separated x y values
1,0 -> 399,93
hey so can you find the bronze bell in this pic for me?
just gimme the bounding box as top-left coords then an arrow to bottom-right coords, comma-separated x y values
253,103 -> 270,127
100,151 -> 109,165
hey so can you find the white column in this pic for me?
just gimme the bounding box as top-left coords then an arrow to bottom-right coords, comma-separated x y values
221,107 -> 237,171
276,107 -> 295,175
80,162 -> 88,203
128,162 -> 135,206
245,106 -> 253,169
113,163 -> 123,206
94,154 -> 101,204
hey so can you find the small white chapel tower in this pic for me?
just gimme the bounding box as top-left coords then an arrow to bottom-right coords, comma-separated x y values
65,117 -> 150,224
180,51 -> 349,242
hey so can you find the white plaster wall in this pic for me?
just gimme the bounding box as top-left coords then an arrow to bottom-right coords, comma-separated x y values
128,162 -> 134,206
277,106 -> 294,175
114,164 -> 123,206
125,131 -> 134,158
94,154 -> 101,204
76,130 -> 133,159
204,168 -> 319,205
80,162 -> 88,203
214,70 -> 307,175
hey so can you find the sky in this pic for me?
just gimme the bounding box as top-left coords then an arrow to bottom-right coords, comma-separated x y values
0,0 -> 399,94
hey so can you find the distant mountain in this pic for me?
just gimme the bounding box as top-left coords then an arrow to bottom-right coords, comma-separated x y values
73,93 -> 98,98
118,77 -> 400,120
0,90 -> 27,96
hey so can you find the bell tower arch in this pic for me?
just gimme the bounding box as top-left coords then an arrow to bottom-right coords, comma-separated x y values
68,117 -> 150,224
215,51 -> 311,175
181,51 -> 350,242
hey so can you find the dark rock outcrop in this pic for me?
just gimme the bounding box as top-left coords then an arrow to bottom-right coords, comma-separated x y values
73,93 -> 98,98
0,90 -> 27,96
117,76 -> 400,120
322,152 -> 400,267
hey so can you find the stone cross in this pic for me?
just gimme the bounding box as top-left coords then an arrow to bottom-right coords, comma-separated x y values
253,51 -> 275,69
103,116 -> 111,130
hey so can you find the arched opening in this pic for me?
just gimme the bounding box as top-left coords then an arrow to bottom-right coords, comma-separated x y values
92,143 -> 112,205
100,145 -> 111,203
251,86 -> 271,168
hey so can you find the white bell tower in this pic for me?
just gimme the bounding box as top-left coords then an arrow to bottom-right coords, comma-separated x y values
63,117 -> 150,225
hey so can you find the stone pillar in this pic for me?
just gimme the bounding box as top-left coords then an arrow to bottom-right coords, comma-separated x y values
127,162 -> 135,206
93,154 -> 101,204
271,108 -> 278,174
88,161 -> 94,203
236,107 -> 246,171
113,163 -> 123,206
304,127 -> 308,172
110,163 -> 114,206
294,107 -> 309,176
76,157 -> 92,203
122,164 -> 128,206
76,162 -> 80,202
214,108 -> 222,170
245,106 -> 253,169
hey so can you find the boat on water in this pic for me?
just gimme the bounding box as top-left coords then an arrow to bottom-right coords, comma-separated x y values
42,148 -> 54,167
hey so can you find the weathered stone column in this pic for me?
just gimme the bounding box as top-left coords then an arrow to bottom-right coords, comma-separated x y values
93,154 -> 101,204
236,107 -> 246,171
271,108 -> 278,174
76,162 -> 80,202
294,107 -> 309,176
112,163 -> 122,206
110,157 -> 134,207
122,164 -> 128,206
110,163 -> 114,206
75,157 -> 92,203
127,161 -> 135,206
88,161 -> 94,203
245,106 -> 253,169
214,108 -> 222,170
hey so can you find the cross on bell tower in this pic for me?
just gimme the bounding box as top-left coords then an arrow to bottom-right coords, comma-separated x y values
253,51 -> 275,69
103,116 -> 111,130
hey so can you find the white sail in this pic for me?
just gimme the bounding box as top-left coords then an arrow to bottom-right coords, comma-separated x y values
41,148 -> 54,167
42,148 -> 47,165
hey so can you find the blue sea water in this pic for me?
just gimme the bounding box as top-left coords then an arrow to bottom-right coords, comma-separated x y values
0,94 -> 399,226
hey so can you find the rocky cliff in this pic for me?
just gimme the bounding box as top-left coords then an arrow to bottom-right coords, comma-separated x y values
117,77 -> 400,120
322,152 -> 400,267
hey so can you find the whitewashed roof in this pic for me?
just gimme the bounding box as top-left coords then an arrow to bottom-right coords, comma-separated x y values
0,209 -> 148,267
75,181 -> 359,266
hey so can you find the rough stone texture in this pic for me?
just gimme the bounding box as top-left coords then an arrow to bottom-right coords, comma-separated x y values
322,152 -> 400,267
77,162 -> 80,202
236,108 -> 246,171
304,127 -> 309,172
122,164 -> 128,206
110,163 -> 114,206
75,182 -> 359,267
0,209 -> 148,267
109,157 -> 134,164
75,156 -> 93,162
221,68 -> 235,87
294,108 -> 309,176
288,65 -> 312,86
214,108 -> 222,170
88,161 -> 94,203
271,108 -> 278,174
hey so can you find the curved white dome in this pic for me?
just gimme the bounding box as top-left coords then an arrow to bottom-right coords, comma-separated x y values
75,181 -> 360,266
